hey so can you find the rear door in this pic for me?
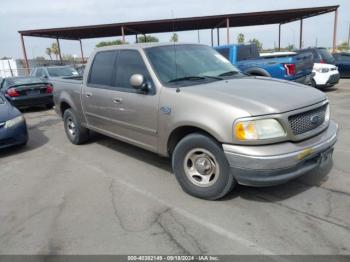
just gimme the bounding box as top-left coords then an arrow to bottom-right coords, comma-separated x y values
81,50 -> 118,132
107,49 -> 159,152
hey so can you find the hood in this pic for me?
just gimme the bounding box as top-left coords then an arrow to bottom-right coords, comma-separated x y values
0,96 -> 21,123
313,63 -> 337,70
182,77 -> 326,116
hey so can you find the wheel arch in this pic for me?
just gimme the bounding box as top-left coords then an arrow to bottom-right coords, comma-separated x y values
244,67 -> 271,77
167,125 -> 221,156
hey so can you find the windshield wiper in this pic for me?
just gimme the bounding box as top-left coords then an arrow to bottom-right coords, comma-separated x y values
168,75 -> 223,83
218,71 -> 240,77
168,76 -> 207,83
202,75 -> 223,80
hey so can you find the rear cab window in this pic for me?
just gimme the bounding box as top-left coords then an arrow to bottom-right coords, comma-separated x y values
236,45 -> 260,61
88,50 -> 117,88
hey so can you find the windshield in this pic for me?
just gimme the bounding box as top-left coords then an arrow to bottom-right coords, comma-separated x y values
0,96 -> 4,104
145,44 -> 240,85
6,77 -> 43,86
318,49 -> 335,63
47,67 -> 78,77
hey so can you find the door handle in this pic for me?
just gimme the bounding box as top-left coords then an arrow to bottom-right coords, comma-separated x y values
113,97 -> 123,104
86,92 -> 92,97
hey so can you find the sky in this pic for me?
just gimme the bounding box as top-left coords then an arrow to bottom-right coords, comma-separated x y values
0,0 -> 349,59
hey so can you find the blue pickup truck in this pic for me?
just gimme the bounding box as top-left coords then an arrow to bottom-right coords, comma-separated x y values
215,44 -> 314,85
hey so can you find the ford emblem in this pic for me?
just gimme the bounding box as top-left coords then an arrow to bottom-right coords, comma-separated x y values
310,115 -> 321,125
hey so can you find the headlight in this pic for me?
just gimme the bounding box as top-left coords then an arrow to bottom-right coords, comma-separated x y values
325,104 -> 330,123
5,115 -> 25,128
315,68 -> 330,73
234,119 -> 286,140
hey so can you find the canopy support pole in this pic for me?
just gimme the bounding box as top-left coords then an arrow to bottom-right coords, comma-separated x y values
121,26 -> 125,44
226,18 -> 230,44
211,29 -> 213,46
79,39 -> 84,63
333,9 -> 338,53
56,37 -> 62,62
197,30 -> 200,43
20,34 -> 29,75
217,28 -> 220,46
278,24 -> 281,51
299,19 -> 303,49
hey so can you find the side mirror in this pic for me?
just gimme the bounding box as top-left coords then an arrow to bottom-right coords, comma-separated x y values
130,74 -> 148,92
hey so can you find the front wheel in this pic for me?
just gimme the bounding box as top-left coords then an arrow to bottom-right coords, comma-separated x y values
172,133 -> 236,200
63,109 -> 89,145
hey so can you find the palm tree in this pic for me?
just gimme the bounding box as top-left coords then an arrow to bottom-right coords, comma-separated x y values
51,43 -> 59,60
45,48 -> 52,60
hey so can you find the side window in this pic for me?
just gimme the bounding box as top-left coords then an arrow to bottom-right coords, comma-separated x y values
114,50 -> 152,91
35,68 -> 43,77
341,55 -> 350,62
88,51 -> 117,87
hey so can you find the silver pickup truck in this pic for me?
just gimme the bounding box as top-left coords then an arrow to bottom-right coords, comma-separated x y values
52,43 -> 337,200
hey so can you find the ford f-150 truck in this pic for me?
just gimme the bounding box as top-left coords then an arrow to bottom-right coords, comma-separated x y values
215,44 -> 314,85
52,43 -> 337,200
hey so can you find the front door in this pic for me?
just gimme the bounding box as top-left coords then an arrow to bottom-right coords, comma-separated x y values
107,49 -> 159,152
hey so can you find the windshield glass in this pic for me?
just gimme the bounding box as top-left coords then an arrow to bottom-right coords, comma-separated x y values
47,67 -> 78,77
0,96 -> 4,104
6,77 -> 43,86
145,44 -> 240,85
318,49 -> 335,63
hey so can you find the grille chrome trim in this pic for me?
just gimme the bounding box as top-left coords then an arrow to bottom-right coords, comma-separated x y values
288,104 -> 327,135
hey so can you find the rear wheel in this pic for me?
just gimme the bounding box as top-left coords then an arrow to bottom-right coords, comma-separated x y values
63,109 -> 89,145
172,133 -> 236,200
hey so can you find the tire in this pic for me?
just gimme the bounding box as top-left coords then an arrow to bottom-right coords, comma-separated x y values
172,133 -> 236,200
46,103 -> 54,109
63,109 -> 89,145
311,79 -> 317,88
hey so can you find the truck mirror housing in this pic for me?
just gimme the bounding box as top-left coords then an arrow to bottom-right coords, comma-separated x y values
130,74 -> 147,91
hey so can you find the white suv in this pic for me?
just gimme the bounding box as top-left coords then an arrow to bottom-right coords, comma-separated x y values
312,63 -> 340,88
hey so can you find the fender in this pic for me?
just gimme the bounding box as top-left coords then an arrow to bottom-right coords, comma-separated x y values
244,67 -> 271,77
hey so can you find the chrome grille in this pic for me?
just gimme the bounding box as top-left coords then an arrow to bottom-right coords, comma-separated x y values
288,104 -> 327,135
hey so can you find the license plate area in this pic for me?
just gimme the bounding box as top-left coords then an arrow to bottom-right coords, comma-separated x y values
318,147 -> 334,168
26,90 -> 41,96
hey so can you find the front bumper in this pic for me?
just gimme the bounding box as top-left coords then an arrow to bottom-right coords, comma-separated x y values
0,119 -> 28,149
314,72 -> 340,87
7,94 -> 53,108
223,121 -> 338,186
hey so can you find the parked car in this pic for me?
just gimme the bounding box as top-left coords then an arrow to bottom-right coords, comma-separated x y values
296,47 -> 335,64
52,43 -> 337,200
215,44 -> 314,85
312,63 -> 340,88
333,52 -> 350,77
0,77 -> 54,108
0,93 -> 28,149
30,65 -> 79,80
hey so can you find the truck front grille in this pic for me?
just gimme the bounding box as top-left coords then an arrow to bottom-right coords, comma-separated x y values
288,104 -> 327,135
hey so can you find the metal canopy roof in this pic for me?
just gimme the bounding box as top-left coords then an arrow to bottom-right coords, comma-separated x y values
18,5 -> 339,40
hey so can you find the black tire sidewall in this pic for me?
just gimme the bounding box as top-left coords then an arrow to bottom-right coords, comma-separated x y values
172,133 -> 235,200
63,109 -> 86,145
